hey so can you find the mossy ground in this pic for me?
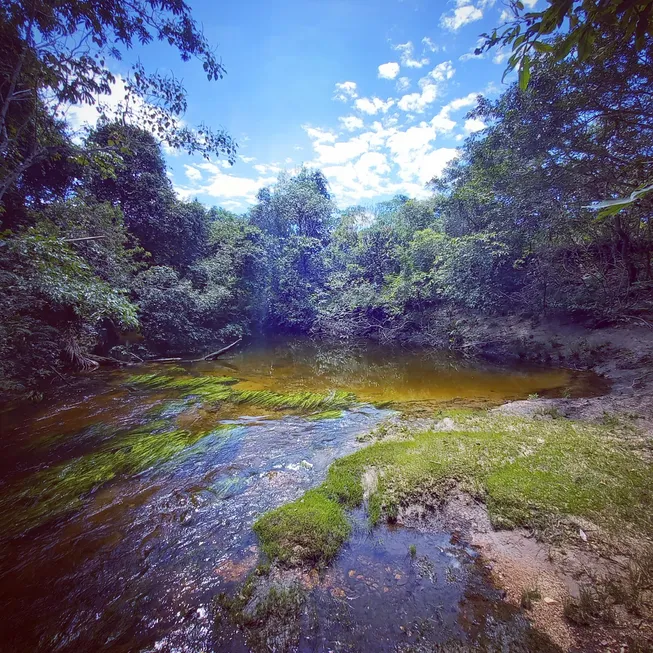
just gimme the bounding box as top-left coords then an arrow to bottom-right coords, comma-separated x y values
253,409 -> 653,567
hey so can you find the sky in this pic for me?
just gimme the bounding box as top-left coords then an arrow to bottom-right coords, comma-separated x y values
69,0 -> 537,212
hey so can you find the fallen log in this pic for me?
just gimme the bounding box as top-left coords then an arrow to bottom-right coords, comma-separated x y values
199,338 -> 243,361
150,338 -> 243,364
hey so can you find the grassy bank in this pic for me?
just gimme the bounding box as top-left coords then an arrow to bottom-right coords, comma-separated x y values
254,409 -> 653,567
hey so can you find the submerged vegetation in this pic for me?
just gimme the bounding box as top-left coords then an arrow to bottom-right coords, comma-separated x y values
126,373 -> 357,412
0,421 -> 239,536
254,411 -> 653,567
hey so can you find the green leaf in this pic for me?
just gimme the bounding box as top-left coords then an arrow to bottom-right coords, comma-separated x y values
519,55 -> 531,90
532,41 -> 554,53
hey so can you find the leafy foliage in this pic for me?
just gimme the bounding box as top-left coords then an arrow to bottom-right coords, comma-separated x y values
478,0 -> 653,89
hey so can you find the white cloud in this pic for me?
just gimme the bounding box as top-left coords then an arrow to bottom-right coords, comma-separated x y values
354,96 -> 395,115
394,41 -> 430,68
440,3 -> 484,31
422,36 -> 440,53
430,91 -> 481,132
304,126 -> 338,143
428,61 -> 455,82
499,8 -> 512,22
398,86 -> 438,113
333,81 -> 358,102
175,166 -> 277,205
493,46 -> 510,64
239,155 -> 256,163
397,61 -> 455,113
396,77 -> 411,92
184,165 -> 202,181
460,37 -> 487,61
464,117 -> 487,133
378,62 -> 400,80
253,163 -> 282,175
285,157 -> 293,164
339,115 -> 365,131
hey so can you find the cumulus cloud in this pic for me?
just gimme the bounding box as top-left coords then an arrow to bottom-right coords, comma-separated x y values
440,0 -> 489,31
464,117 -> 487,133
304,126 -> 338,143
333,81 -> 358,101
397,61 -> 455,113
428,92 -> 482,133
239,155 -> 256,163
378,62 -> 400,80
354,96 -> 395,115
396,77 -> 411,92
421,36 -> 441,53
339,115 -> 365,131
493,46 -> 510,64
253,163 -> 282,175
459,37 -> 487,61
175,165 -> 277,205
184,165 -> 202,181
394,41 -> 430,68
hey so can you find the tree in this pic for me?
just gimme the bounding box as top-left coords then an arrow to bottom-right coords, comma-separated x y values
478,0 -> 653,90
86,122 -> 208,268
0,0 -> 236,207
433,33 -> 653,317
250,167 -> 335,241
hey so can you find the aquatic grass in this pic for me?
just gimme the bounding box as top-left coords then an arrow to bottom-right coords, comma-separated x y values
0,422 -> 237,537
126,373 -> 357,413
254,413 -> 653,567
305,410 -> 344,421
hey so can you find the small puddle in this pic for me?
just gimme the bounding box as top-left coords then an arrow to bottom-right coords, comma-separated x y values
213,510 -> 557,652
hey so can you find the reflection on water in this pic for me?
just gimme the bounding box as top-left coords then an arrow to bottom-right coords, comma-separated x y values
0,338 -> 602,652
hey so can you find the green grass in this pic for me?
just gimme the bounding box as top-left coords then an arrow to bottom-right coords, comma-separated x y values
126,374 -> 356,413
253,411 -> 653,567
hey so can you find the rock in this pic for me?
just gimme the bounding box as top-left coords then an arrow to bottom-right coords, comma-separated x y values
543,597 -> 557,604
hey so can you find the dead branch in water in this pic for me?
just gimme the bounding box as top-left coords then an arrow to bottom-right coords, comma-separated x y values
86,338 -> 243,368
148,338 -> 243,364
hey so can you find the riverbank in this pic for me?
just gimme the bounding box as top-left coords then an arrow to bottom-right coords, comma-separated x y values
230,323 -> 653,651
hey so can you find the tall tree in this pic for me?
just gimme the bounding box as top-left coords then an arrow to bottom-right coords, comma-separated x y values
0,0 -> 236,208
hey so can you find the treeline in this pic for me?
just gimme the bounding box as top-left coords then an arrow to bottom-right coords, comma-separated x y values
1,27 -> 652,399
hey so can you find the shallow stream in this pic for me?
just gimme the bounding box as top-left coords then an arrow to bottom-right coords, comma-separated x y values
0,339 -> 604,651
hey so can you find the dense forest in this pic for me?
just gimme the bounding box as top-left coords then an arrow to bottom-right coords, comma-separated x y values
1,0 -> 653,401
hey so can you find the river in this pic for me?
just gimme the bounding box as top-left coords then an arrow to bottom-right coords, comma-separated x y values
0,338 -> 602,652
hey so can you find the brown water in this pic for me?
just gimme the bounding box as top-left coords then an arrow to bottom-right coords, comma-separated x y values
0,338 -> 604,652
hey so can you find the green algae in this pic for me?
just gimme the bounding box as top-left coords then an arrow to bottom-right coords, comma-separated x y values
0,422 -> 238,537
126,373 -> 357,413
306,410 -> 344,421
254,411 -> 653,567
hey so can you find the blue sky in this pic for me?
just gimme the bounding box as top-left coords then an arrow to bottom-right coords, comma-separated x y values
70,0 -> 537,212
